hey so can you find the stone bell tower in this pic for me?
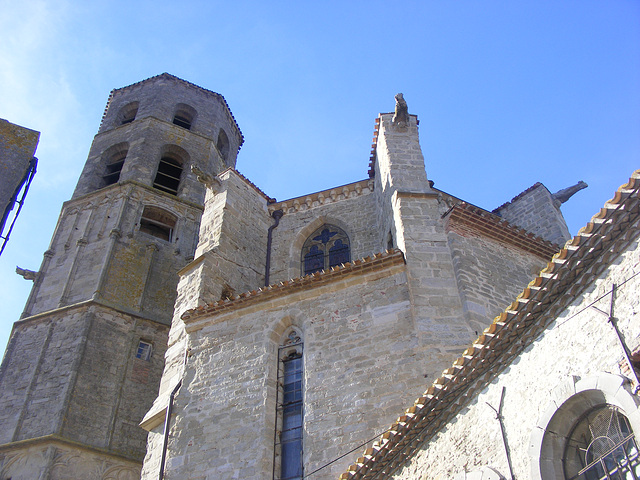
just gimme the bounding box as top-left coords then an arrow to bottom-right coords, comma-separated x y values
0,74 -> 242,479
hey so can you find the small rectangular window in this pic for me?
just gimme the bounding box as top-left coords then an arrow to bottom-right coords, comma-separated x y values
136,341 -> 152,361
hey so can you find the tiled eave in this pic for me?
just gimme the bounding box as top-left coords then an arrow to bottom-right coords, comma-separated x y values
447,202 -> 560,259
181,249 -> 405,322
340,169 -> 640,480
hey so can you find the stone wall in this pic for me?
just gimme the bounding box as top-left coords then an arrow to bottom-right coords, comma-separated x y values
142,259 -> 442,480
0,440 -> 142,480
0,303 -> 168,476
393,236 -> 640,480
268,178 -> 379,283
24,183 -> 201,323
494,183 -> 571,246
0,118 -> 39,229
447,230 -> 548,335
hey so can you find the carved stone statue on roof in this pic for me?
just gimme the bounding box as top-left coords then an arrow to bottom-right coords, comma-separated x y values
392,93 -> 409,128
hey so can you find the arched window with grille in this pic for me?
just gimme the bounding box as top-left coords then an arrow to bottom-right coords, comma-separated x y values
275,329 -> 304,480
301,225 -> 350,276
563,406 -> 640,479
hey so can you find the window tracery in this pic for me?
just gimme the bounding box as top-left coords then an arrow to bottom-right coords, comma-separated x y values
301,225 -> 350,276
564,406 -> 640,480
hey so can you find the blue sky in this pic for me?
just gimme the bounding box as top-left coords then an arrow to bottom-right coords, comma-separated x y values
0,0 -> 638,353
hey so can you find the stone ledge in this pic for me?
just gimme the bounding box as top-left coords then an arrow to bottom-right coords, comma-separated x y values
268,178 -> 375,214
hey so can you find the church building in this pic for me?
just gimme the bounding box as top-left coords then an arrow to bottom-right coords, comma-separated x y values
0,74 -> 587,479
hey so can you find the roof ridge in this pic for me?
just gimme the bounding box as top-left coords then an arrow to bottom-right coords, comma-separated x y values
339,169 -> 640,479
492,181 -> 545,212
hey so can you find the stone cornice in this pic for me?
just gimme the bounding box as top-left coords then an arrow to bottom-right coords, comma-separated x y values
267,178 -> 375,214
0,434 -> 143,465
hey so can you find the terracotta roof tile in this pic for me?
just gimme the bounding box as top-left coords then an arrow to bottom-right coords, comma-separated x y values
447,201 -> 561,257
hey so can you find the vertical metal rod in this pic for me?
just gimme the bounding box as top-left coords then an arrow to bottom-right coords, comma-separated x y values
487,387 -> 515,480
606,284 -> 640,394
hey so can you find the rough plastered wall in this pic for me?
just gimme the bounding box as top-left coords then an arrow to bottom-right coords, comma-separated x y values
142,263 -> 457,480
267,178 -> 379,284
495,183 -> 571,246
0,303 -> 167,475
447,231 -> 549,335
393,236 -> 640,480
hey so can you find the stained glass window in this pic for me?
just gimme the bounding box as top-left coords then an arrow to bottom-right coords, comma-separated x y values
301,225 -> 350,276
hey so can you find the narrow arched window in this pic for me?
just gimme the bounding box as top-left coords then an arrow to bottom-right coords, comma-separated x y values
118,102 -> 139,125
172,103 -> 196,130
216,129 -> 230,163
301,225 -> 350,276
139,206 -> 177,242
102,143 -> 129,187
275,330 -> 304,480
153,156 -> 183,195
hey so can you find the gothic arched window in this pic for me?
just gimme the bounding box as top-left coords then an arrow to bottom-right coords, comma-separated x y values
301,225 -> 350,276
275,330 -> 304,480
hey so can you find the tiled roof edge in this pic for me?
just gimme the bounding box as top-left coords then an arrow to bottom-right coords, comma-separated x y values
181,249 -> 406,321
340,169 -> 640,479
492,182 -> 546,212
448,202 -> 560,258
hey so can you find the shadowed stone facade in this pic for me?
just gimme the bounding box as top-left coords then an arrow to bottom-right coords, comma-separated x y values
0,75 -> 584,480
0,118 -> 39,253
0,74 -> 242,480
